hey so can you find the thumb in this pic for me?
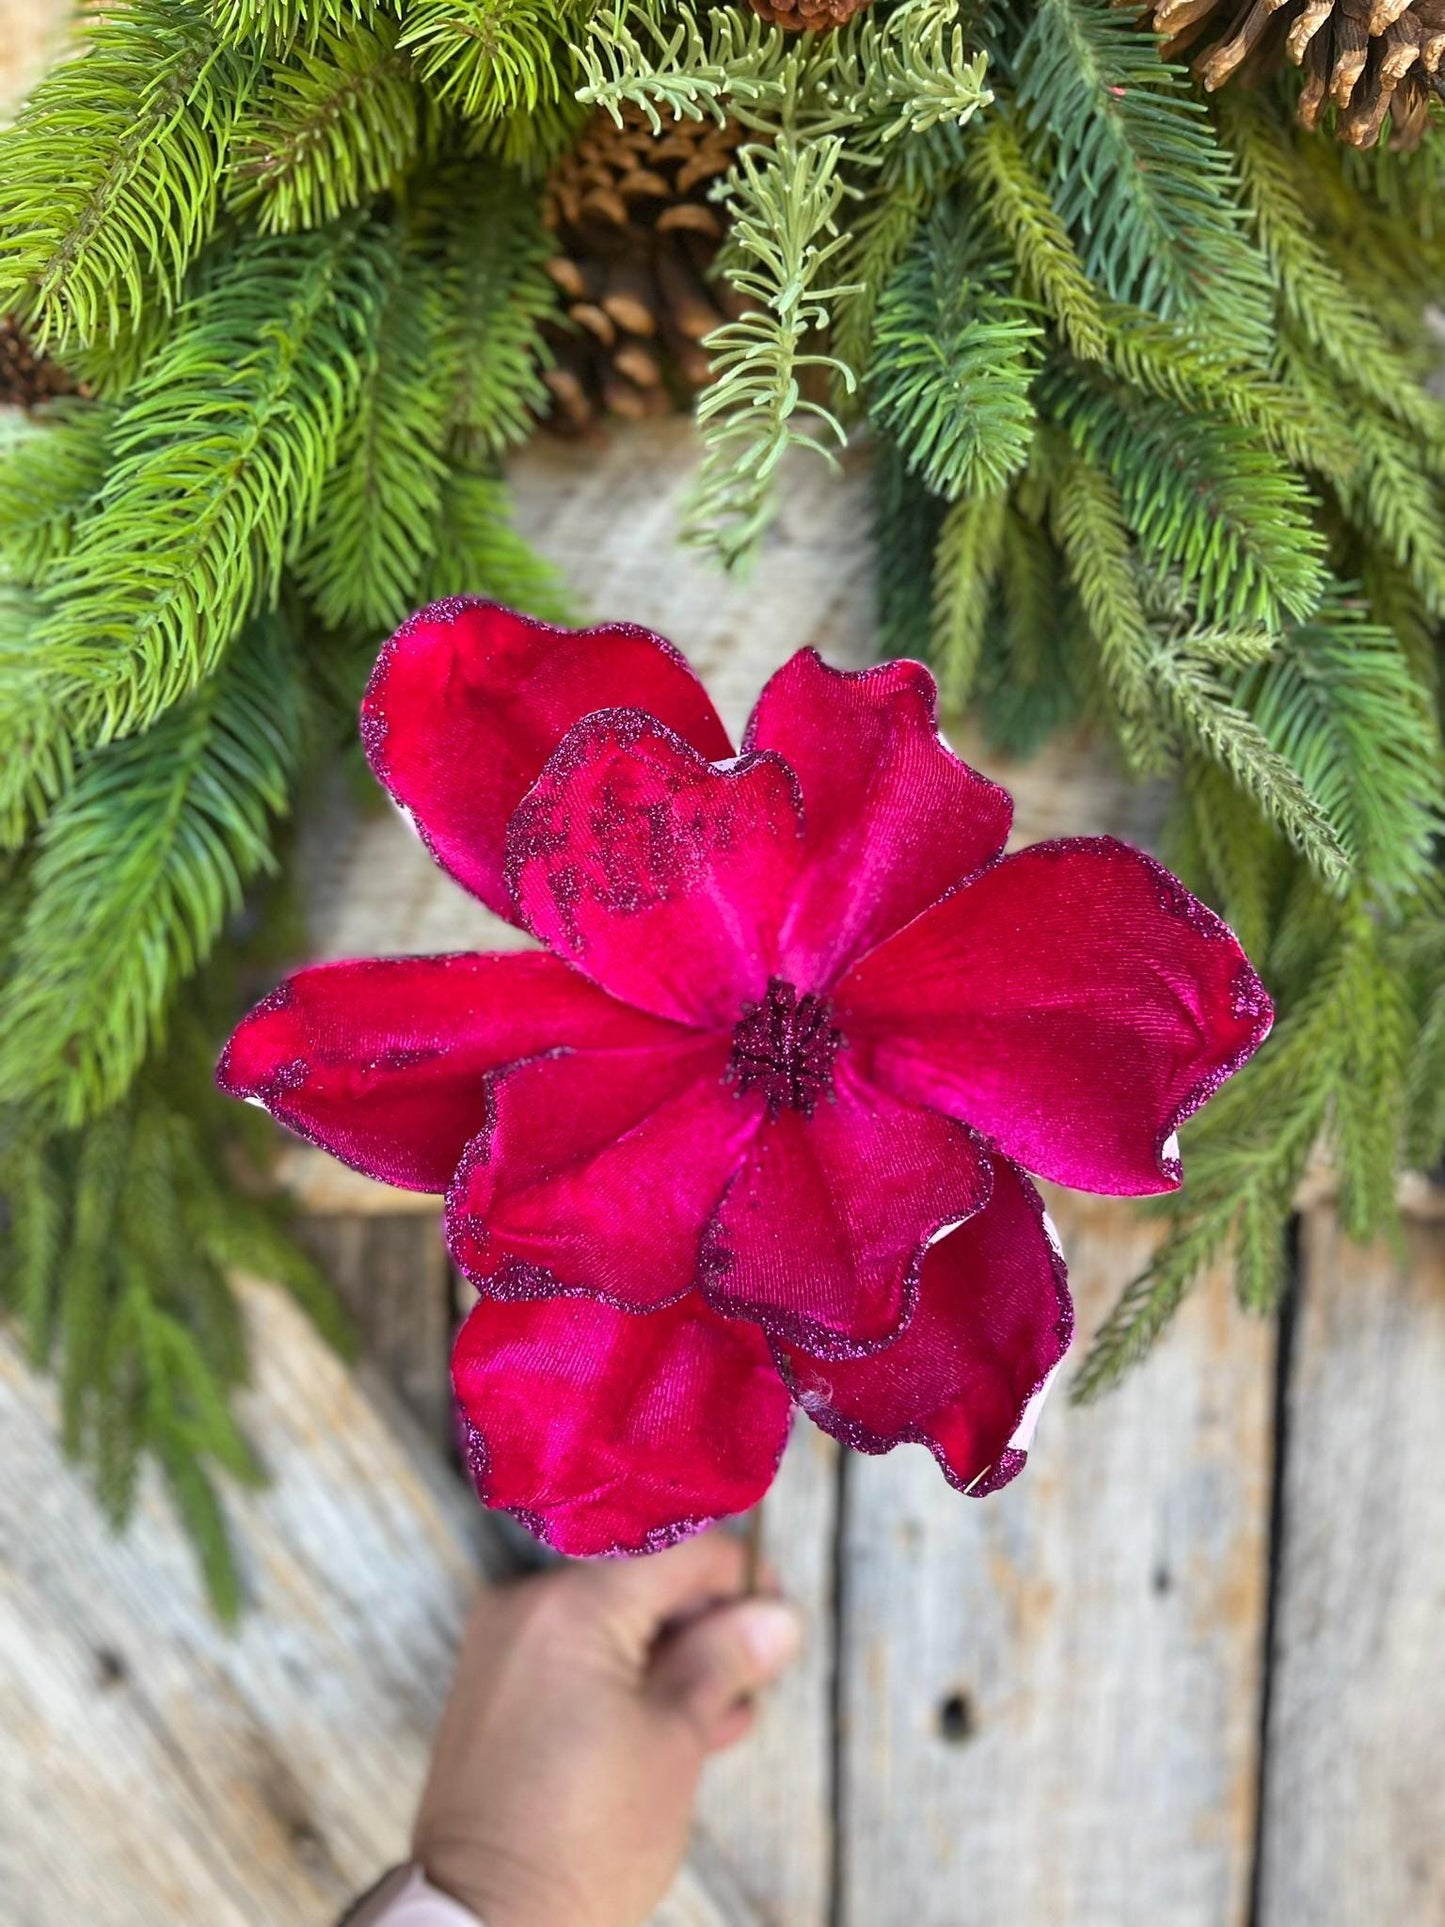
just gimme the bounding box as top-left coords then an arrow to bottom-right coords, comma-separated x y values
646,1598 -> 802,1751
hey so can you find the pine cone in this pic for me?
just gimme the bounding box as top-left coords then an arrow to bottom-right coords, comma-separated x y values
0,315 -> 81,409
1146,0 -> 1445,146
745,0 -> 875,31
540,106 -> 752,433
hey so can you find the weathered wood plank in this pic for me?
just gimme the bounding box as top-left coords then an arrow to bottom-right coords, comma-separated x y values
0,1276 -> 769,1927
1256,1204 -> 1445,1927
697,1425 -> 839,1927
837,1191 -> 1273,1927
0,1280 -> 483,1927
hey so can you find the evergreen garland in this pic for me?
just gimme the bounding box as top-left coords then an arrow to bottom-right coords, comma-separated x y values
0,0 -> 1440,1606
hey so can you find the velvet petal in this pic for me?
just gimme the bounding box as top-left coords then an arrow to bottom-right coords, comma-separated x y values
745,650 -> 1013,985
700,1059 -> 994,1358
447,1034 -> 763,1312
507,711 -> 805,1027
362,600 -> 733,922
836,838 -> 1273,1196
216,950 -> 679,1193
453,1289 -> 792,1557
775,1155 -> 1073,1496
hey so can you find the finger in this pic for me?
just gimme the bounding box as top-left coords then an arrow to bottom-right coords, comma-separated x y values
646,1597 -> 802,1750
586,1527 -> 748,1640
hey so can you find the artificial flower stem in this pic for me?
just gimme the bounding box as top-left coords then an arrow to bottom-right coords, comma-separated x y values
741,1500 -> 765,1596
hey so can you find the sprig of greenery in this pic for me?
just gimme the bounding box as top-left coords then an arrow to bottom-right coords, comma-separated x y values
0,0 -> 253,356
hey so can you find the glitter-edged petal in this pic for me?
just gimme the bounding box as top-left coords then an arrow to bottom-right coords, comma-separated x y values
362,600 -> 733,922
775,1155 -> 1072,1495
446,1033 -> 763,1312
700,1059 -> 994,1358
507,710 -> 805,1027
216,950 -> 677,1193
453,1290 -> 792,1557
745,649 -> 1013,985
836,838 -> 1273,1196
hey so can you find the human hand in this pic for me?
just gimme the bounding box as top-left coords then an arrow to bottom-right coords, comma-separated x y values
411,1528 -> 803,1927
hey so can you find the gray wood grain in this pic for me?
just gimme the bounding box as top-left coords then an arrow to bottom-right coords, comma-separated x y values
1257,1205 -> 1445,1927
696,1424 -> 839,1927
836,1190 -> 1274,1927
0,1276 -> 764,1927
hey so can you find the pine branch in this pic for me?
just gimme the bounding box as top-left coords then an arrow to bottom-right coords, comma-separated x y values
226,19 -> 425,233
831,180 -> 927,411
38,221 -> 388,745
962,108 -> 1110,363
0,402 -> 114,587
428,164 -> 557,461
0,615 -> 303,1129
868,204 -> 1041,501
1223,93 -> 1445,449
684,131 -> 856,568
400,0 -> 580,121
297,220 -> 449,633
1047,442 -> 1153,728
1013,0 -> 1271,351
930,490 -> 1007,707
1149,642 -> 1348,886
1043,364 -> 1328,630
1239,598 -> 1444,904
1099,305 -> 1343,486
0,583 -> 76,850
873,441 -> 947,661
575,0 -> 989,149
0,1015 -> 350,1618
0,0 -> 253,356
210,0 -> 381,49
979,502 -> 1083,756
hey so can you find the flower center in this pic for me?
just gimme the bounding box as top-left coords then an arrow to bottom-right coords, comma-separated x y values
727,977 -> 843,1117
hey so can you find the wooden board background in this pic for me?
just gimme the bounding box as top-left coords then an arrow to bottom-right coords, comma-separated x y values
1,13 -> 1441,1906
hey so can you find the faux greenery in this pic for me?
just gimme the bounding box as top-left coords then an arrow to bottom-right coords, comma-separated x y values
0,0 -> 1441,1607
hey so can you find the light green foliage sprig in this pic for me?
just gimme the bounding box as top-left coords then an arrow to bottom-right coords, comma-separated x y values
576,0 -> 990,565
0,613 -> 303,1129
227,19 -> 426,233
39,220 -> 388,745
0,0 -> 255,357
685,132 -> 858,567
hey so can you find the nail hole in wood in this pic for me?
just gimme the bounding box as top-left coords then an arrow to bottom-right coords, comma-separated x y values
937,1689 -> 974,1744
94,1646 -> 127,1689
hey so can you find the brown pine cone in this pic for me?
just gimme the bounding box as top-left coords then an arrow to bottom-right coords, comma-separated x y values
1147,0 -> 1445,145
539,105 -> 755,433
0,315 -> 81,410
745,0 -> 875,31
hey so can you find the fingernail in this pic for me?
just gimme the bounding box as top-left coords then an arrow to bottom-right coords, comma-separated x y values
739,1600 -> 802,1674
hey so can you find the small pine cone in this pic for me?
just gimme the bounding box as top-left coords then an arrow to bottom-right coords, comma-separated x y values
0,315 -> 81,410
1144,0 -> 1444,146
745,0 -> 874,31
540,105 -> 753,433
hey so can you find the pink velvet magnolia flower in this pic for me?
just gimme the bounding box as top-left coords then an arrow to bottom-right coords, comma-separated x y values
219,600 -> 1273,1556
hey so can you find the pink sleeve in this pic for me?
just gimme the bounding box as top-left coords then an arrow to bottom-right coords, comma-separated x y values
344,1864 -> 484,1925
